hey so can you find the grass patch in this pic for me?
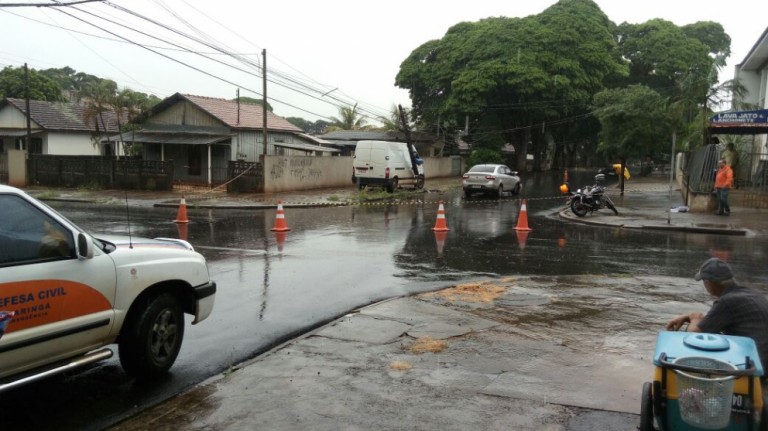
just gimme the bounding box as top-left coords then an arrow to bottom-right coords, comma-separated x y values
77,181 -> 104,192
354,187 -> 419,203
36,191 -> 59,199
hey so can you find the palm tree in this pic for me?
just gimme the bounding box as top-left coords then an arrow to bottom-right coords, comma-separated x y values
377,104 -> 416,132
329,103 -> 367,131
81,80 -> 117,154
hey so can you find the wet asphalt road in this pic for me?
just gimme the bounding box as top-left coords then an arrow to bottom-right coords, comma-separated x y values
2,172 -> 768,429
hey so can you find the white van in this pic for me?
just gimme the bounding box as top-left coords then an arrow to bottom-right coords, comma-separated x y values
353,140 -> 425,192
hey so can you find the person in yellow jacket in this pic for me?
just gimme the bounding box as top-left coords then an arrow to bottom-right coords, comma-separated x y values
714,159 -> 733,216
612,163 -> 631,180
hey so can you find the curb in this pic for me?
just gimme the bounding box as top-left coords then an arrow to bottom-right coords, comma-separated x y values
557,210 -> 747,236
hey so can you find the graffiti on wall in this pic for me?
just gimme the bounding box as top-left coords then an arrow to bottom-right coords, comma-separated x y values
269,157 -> 323,183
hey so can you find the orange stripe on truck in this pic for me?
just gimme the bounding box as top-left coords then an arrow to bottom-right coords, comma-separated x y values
0,280 -> 111,333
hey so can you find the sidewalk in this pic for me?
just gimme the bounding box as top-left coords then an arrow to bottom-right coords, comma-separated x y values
558,176 -> 768,237
112,275 -> 650,431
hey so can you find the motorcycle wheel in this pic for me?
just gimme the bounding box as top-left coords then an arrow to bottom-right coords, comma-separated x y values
570,199 -> 589,217
605,198 -> 619,215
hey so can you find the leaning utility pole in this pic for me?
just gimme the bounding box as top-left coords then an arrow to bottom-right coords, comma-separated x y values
262,49 -> 268,157
24,63 -> 32,151
398,105 -> 419,176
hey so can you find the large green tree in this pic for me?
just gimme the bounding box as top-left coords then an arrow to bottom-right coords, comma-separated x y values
232,96 -> 273,111
0,66 -> 65,101
612,19 -> 731,149
396,0 -> 626,171
593,84 -> 675,192
39,66 -> 102,93
286,117 -> 331,135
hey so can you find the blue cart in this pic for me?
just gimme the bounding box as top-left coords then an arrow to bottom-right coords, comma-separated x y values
641,331 -> 765,430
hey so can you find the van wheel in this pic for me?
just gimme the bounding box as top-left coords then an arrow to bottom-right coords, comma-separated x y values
415,175 -> 425,190
386,178 -> 398,193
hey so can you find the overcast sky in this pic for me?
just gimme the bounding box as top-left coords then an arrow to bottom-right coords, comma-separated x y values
1,0 -> 766,124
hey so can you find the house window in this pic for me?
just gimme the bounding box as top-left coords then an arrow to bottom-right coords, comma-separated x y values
188,146 -> 202,176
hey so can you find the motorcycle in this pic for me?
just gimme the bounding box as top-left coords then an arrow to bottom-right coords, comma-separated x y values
560,174 -> 619,217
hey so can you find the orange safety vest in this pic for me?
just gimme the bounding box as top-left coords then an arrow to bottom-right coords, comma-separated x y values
715,165 -> 733,189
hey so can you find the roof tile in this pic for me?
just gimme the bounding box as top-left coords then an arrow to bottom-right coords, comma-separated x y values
4,98 -> 121,132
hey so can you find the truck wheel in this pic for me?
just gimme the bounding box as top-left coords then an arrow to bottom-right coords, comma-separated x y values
415,175 -> 425,190
386,177 -> 398,193
119,293 -> 185,378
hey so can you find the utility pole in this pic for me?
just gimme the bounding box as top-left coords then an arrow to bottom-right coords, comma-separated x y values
262,49 -> 268,157
398,105 -> 419,176
24,63 -> 31,151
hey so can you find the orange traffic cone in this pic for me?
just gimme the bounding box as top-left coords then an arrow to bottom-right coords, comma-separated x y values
176,222 -> 188,241
174,196 -> 189,223
434,231 -> 447,257
432,201 -> 450,232
558,237 -> 567,249
514,200 -> 532,231
271,200 -> 291,232
516,230 -> 530,251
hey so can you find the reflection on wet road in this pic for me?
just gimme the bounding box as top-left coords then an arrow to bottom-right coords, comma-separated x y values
2,171 -> 767,430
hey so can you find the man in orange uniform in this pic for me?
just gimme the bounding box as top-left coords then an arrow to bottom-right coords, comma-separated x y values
714,159 -> 733,216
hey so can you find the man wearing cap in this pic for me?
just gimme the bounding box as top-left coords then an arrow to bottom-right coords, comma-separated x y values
666,257 -> 768,372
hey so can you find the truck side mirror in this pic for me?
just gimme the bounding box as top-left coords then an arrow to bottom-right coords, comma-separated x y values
77,233 -> 94,259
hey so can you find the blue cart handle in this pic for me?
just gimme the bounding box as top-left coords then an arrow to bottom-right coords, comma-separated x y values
658,352 -> 757,377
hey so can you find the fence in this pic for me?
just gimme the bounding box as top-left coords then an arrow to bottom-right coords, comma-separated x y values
227,160 -> 263,193
28,155 -> 174,191
683,144 -> 768,209
0,153 -> 7,184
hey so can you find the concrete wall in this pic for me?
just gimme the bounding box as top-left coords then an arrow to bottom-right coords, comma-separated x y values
263,155 -> 461,193
8,149 -> 26,187
46,132 -> 101,155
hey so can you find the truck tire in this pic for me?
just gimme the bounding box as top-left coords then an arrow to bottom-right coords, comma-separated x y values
415,175 -> 425,190
119,292 -> 185,378
386,177 -> 398,193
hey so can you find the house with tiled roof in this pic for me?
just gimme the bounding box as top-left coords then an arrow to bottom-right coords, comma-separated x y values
0,97 -> 121,156
116,93 -> 339,185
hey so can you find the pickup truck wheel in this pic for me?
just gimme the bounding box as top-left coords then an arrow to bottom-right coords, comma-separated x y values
119,293 -> 185,378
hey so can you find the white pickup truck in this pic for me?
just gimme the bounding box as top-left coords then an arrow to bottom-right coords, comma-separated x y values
0,185 -> 216,391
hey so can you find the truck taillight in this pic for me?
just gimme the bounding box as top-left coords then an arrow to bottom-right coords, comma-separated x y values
385,167 -> 390,178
